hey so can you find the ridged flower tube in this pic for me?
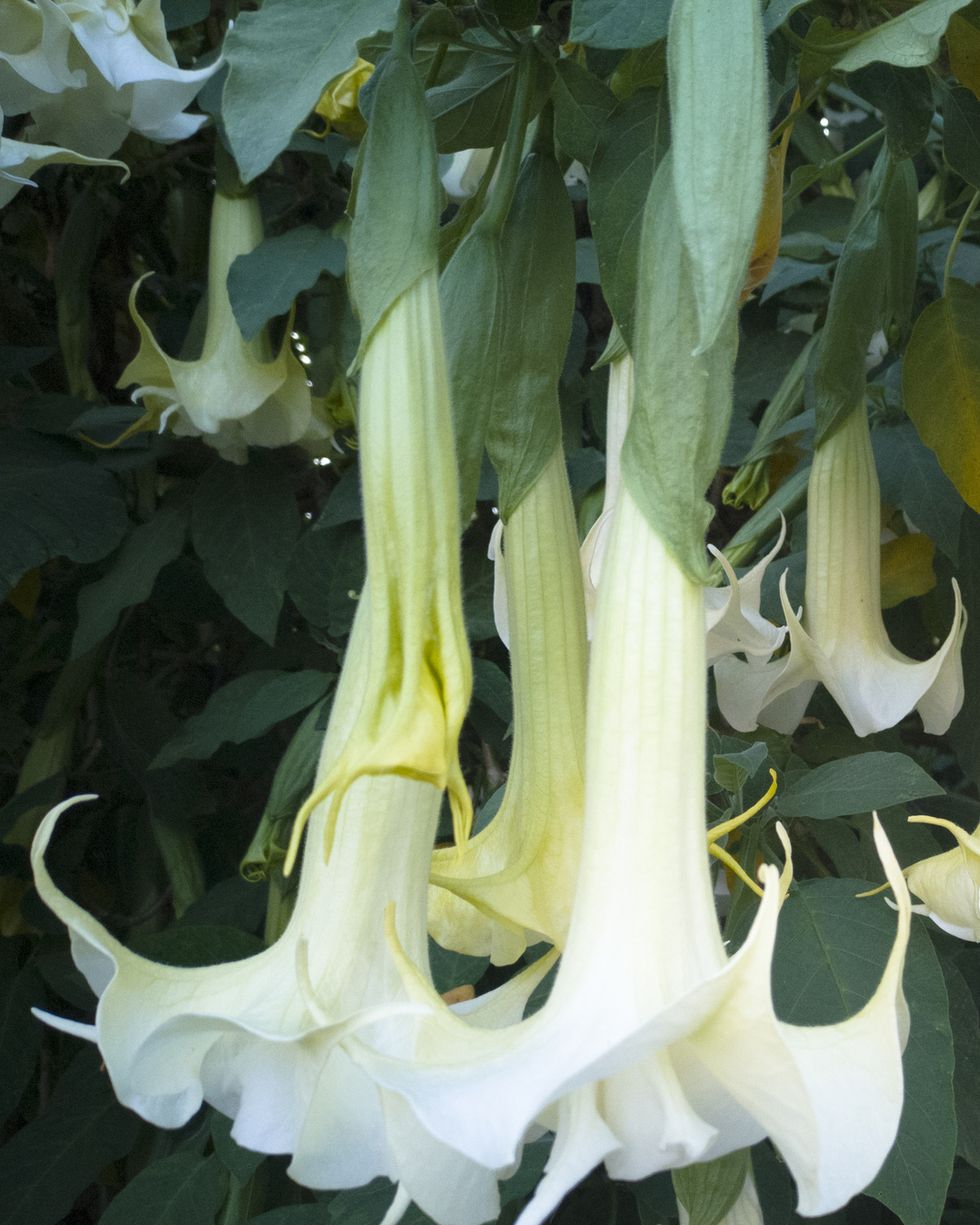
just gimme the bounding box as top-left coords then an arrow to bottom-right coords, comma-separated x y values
285,268 -> 473,870
715,403 -> 966,736
353,487 -> 912,1225
0,0 -> 220,158
117,188 -> 325,463
428,444 -> 587,964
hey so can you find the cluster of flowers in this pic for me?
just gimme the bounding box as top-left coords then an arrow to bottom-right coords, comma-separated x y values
12,2 -> 979,1223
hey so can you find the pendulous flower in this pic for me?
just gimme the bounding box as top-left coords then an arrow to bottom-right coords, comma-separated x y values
899,814 -> 980,941
715,402 -> 966,736
116,187 -> 327,464
0,103 -> 126,205
0,0 -> 220,158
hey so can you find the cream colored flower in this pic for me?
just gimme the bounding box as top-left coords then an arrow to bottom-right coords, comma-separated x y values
715,403 -> 966,736
428,445 -> 588,964
900,815 -> 980,941
117,188 -> 326,464
0,105 -> 126,205
0,0 -> 220,158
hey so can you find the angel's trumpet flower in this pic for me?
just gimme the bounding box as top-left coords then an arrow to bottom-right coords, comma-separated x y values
715,403 -> 966,736
354,488 -> 912,1225
0,0 -> 219,158
428,445 -> 588,964
0,102 -> 126,205
116,188 -> 327,463
900,815 -> 980,941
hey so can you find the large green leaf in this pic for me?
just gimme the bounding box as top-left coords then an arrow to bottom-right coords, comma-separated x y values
426,48 -> 515,153
228,227 -> 346,341
100,1153 -> 228,1225
222,0 -> 397,183
951,508 -> 980,783
569,0 -> 672,47
0,430 -> 127,598
776,752 -> 943,819
0,1048 -> 141,1225
72,498 -> 189,657
851,64 -> 933,159
191,455 -> 300,643
943,958 -> 980,1169
672,1151 -> 750,1225
552,58 -> 617,168
903,278 -> 980,513
872,423 -> 963,565
152,669 -> 332,768
0,952 -> 43,1124
801,0 -> 972,79
943,85 -> 980,186
588,87 -> 669,345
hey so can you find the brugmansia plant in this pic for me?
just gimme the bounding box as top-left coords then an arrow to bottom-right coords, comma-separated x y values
3,1 -> 980,1225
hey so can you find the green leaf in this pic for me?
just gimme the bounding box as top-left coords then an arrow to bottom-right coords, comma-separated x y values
248,1209 -> 330,1225
904,278 -> 980,512
227,226 -> 346,341
129,924 -> 265,967
867,928 -> 955,1225
872,423 -> 963,565
0,429 -> 128,598
427,48 -> 515,153
776,752 -> 943,819
807,150 -> 917,443
222,0 -> 397,183
486,149 -> 574,518
951,509 -> 980,783
552,58 -> 617,168
101,1153 -> 228,1225
152,670 -> 331,768
589,87 -> 669,344
801,0 -> 972,79
942,958 -> 980,1168
712,741 -> 768,795
427,938 -> 490,995
622,155 -> 738,581
191,454 -> 300,643
0,1048 -> 141,1225
161,0 -> 209,30
210,1113 -> 265,1183
851,64 -> 933,159
946,84 -> 980,187
763,0 -> 812,34
672,1151 -> 750,1225
72,499 -> 189,657
570,0 -> 672,48
349,32 -> 440,357
0,954 -> 43,1123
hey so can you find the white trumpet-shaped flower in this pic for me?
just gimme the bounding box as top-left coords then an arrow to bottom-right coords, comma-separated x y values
116,188 -> 327,464
580,352 -> 787,664
0,0 -> 220,158
352,488 -> 912,1225
715,404 -> 966,736
428,445 -> 588,964
0,105 -> 126,205
899,814 -> 980,941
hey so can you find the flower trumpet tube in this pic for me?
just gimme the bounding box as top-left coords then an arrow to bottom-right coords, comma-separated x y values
116,188 -> 324,462
899,814 -> 980,941
715,403 -> 966,736
428,444 -> 588,964
285,267 -> 473,870
352,488 -> 912,1224
0,0 -> 220,158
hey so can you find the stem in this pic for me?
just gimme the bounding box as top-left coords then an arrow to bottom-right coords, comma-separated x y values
783,127 -> 885,206
475,42 -> 535,236
944,188 -> 980,294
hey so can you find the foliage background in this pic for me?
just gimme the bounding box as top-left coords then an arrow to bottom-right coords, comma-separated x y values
4,0 -> 980,1222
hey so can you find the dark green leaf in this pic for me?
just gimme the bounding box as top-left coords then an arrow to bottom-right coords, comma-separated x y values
872,423 -> 962,564
806,150 -> 917,443
152,670 -> 331,767
499,1138 -> 552,1205
0,955 -> 43,1123
763,0 -> 812,33
0,430 -> 128,598
951,509 -> 980,782
427,49 -> 514,153
712,742 -> 768,795
228,227 -> 346,341
867,928 -> 956,1225
777,752 -> 943,819
210,1113 -> 265,1183
129,924 -> 265,967
472,657 -> 513,727
589,87 -> 669,344
248,1209 -> 331,1225
161,0 -> 209,29
570,0 -> 672,48
552,58 -> 617,168
944,85 -> 980,188
673,1150 -> 750,1225
943,958 -> 980,1168
191,455 -> 300,643
72,499 -> 190,657
223,0 -> 398,182
427,938 -> 490,995
0,1048 -> 141,1225
852,64 -> 932,158
101,1152 -> 228,1225
287,522 -> 364,636
328,1179 -> 428,1224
